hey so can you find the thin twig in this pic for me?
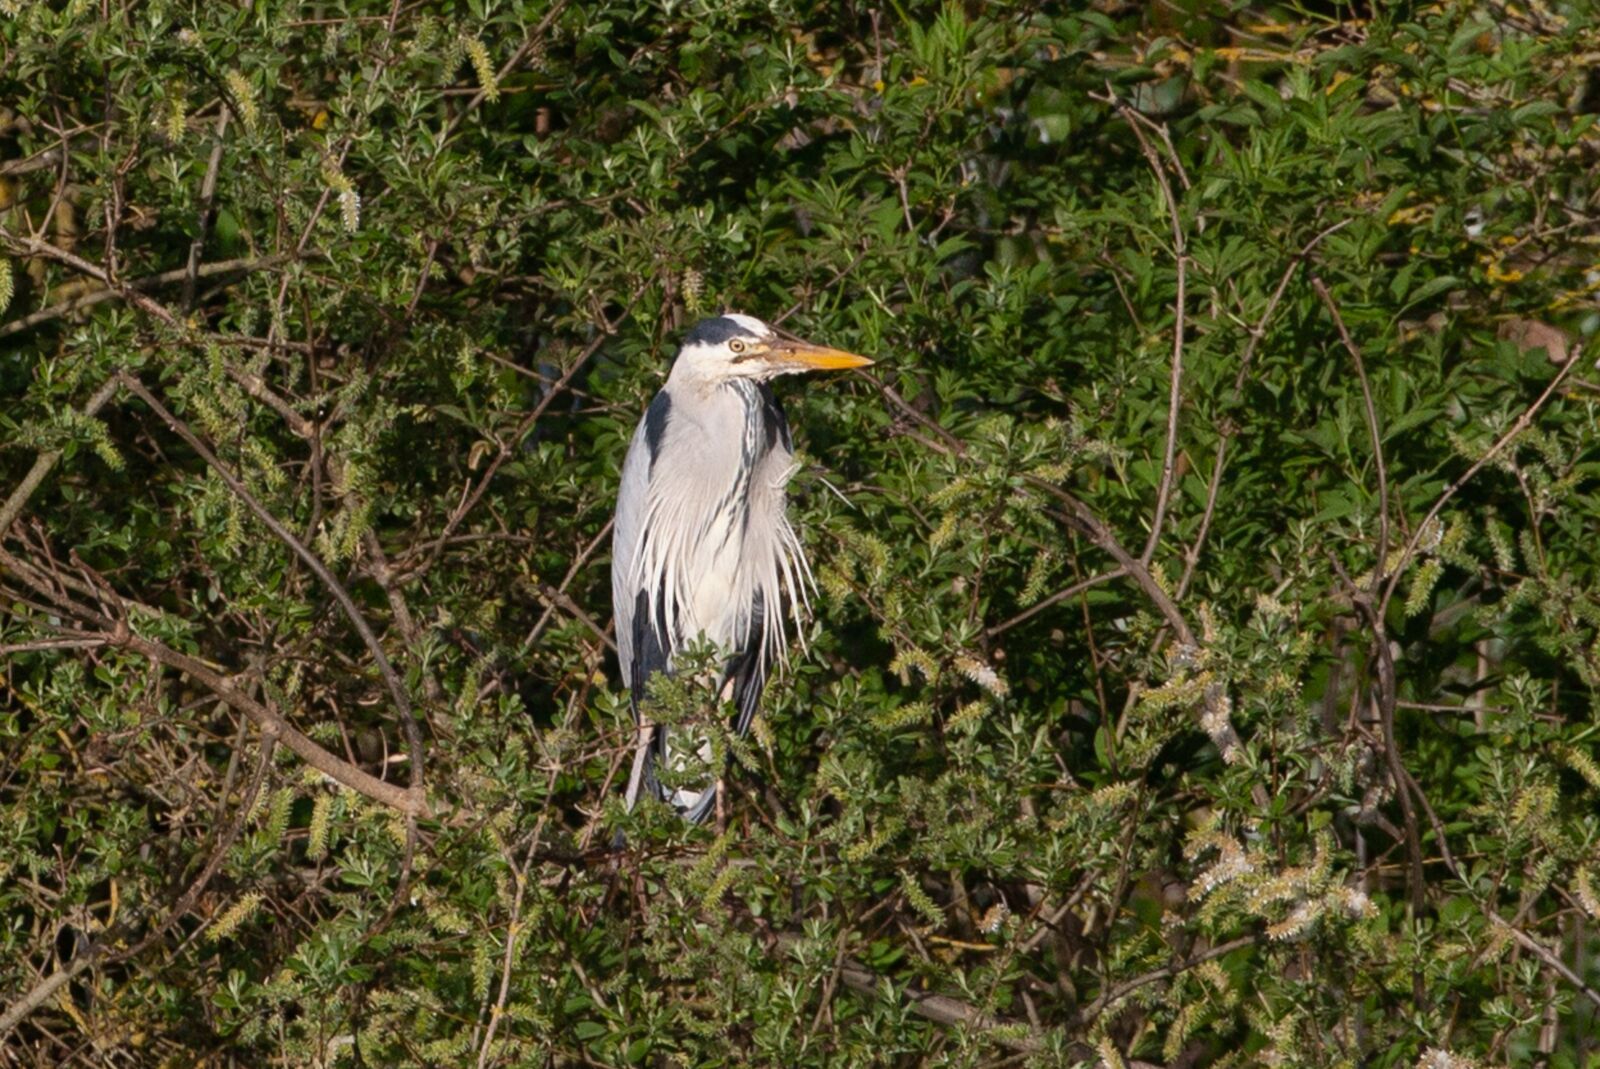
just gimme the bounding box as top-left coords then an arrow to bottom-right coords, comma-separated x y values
436,0 -> 572,148
419,280 -> 651,573
0,733 -> 277,1042
0,227 -> 311,440
182,108 -> 232,310
773,247 -> 870,326
1075,934 -> 1259,1024
1313,276 -> 1390,590
774,933 -> 1045,1054
0,943 -> 94,1040
1026,479 -> 1239,759
125,629 -> 423,814
474,810 -> 558,1068
1376,345 -> 1581,619
984,568 -> 1125,638
1027,482 -> 1193,648
519,519 -> 613,652
0,255 -> 288,339
1094,86 -> 1188,569
0,638 -> 108,655
0,543 -> 422,817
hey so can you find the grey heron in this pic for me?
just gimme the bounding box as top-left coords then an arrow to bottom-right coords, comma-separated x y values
612,313 -> 872,825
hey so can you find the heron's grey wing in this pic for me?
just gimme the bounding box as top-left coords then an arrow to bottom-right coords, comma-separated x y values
612,390 -> 675,703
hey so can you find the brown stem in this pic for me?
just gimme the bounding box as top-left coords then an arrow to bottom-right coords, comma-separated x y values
1075,934 -> 1260,1024
1028,481 -> 1193,648
435,0 -> 573,148
984,568 -> 1125,639
182,108 -> 232,311
119,630 -> 424,815
1,540 -> 421,817
1027,479 -> 1239,759
1313,276 -> 1390,590
0,734 -> 279,1042
0,255 -> 287,339
0,224 -> 312,443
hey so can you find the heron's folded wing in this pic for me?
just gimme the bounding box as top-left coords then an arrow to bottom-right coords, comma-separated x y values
728,596 -> 769,739
611,415 -> 654,691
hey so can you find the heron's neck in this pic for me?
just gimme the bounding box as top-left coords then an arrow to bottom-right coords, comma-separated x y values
666,367 -> 768,414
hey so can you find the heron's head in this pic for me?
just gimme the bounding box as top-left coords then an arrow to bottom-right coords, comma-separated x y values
671,313 -> 873,384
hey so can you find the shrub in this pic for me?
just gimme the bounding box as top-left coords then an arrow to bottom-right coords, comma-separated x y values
3,1 -> 1600,1065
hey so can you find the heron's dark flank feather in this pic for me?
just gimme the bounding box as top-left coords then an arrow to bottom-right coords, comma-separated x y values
630,586 -> 671,718
758,383 -> 792,454
643,392 -> 671,474
727,595 -> 769,738
630,585 -> 673,805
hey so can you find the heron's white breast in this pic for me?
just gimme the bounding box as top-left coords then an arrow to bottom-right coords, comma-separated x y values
636,382 -> 803,664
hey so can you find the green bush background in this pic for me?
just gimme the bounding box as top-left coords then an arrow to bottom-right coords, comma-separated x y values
4,1 -> 1600,1065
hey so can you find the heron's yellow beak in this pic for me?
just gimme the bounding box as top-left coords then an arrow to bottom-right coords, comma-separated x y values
767,338 -> 874,372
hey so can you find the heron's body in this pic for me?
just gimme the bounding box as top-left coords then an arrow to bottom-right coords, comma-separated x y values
611,314 -> 870,823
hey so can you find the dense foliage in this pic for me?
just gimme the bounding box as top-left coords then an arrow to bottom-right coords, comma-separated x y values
4,0 -> 1600,1065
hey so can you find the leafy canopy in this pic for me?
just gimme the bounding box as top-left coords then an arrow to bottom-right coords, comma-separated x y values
2,1 -> 1600,1066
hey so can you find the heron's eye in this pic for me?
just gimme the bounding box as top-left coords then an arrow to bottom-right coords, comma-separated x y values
729,339 -> 746,354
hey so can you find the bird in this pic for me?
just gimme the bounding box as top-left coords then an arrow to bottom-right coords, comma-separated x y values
611,313 -> 872,825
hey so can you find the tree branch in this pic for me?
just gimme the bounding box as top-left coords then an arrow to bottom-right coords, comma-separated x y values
1175,218 -> 1352,599
0,545 -> 426,817
418,279 -> 651,574
183,108 -> 232,310
1075,934 -> 1260,1025
1028,479 -> 1239,760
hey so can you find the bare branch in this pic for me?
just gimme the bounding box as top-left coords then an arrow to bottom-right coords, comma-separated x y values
183,108 -> 232,310
0,544 -> 425,816
0,731 -> 279,1042
984,568 -> 1126,639
419,278 -> 652,574
435,0 -> 573,148
1092,86 -> 1188,569
1175,218 -> 1353,599
1076,934 -> 1260,1025
1313,276 -> 1391,591
1026,478 -> 1239,760
0,255 -> 288,339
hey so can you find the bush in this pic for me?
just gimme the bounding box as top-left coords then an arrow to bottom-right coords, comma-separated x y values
3,1 -> 1600,1065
